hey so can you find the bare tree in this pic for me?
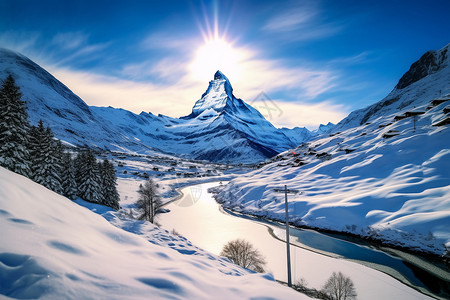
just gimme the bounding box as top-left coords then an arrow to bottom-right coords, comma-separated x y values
322,272 -> 357,300
137,179 -> 162,223
220,239 -> 266,273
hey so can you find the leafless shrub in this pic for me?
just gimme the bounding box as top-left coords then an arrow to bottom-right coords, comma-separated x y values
137,179 -> 162,223
220,239 -> 266,273
322,272 -> 357,300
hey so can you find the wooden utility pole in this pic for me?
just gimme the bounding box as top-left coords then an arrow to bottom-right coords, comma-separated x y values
274,185 -> 299,287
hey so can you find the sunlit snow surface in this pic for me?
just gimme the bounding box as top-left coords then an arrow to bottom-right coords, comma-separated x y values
158,183 -> 435,300
0,167 -> 305,299
216,96 -> 450,255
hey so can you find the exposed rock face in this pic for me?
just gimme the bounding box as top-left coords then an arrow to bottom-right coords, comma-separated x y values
332,43 -> 450,131
396,45 -> 449,89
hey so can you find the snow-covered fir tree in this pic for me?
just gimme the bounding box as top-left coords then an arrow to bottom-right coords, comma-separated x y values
100,159 -> 120,210
61,152 -> 78,200
29,121 -> 52,185
29,121 -> 63,193
47,137 -> 64,194
76,150 -> 101,203
0,74 -> 31,177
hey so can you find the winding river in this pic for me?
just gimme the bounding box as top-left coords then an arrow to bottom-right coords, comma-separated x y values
158,182 -> 449,300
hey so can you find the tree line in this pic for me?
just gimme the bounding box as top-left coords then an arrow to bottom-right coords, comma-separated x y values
0,74 -> 120,210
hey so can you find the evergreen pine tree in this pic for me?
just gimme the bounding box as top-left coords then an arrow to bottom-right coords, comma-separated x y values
61,152 -> 78,200
77,150 -> 101,203
0,74 -> 31,177
100,159 -> 120,210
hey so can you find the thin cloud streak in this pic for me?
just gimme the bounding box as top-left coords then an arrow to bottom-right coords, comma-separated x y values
262,1 -> 343,41
51,32 -> 89,50
0,30 -> 41,54
263,5 -> 317,32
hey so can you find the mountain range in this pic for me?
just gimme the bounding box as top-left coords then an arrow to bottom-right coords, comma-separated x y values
0,43 -> 449,165
1,49 -> 325,163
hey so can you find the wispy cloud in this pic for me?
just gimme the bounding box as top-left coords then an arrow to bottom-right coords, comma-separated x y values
263,4 -> 317,32
47,66 -> 202,118
327,51 -> 374,66
52,42 -> 111,66
140,32 -> 199,52
51,32 -> 89,50
0,30 -> 41,53
0,30 -> 111,68
221,49 -> 338,101
121,56 -> 188,83
262,1 -> 342,41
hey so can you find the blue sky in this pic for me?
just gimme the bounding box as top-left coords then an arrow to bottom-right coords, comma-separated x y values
0,0 -> 449,129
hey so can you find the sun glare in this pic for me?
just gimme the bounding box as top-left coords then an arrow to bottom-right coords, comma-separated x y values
190,38 -> 244,83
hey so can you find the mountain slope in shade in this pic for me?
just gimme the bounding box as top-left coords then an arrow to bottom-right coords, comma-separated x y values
0,49 -> 301,163
213,44 -> 450,256
0,166 -> 305,299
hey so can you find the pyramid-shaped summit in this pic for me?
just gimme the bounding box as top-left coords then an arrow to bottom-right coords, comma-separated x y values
189,70 -> 235,118
181,70 -> 296,161
214,70 -> 227,80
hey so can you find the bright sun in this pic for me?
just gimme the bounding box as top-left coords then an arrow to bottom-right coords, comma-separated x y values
190,38 -> 244,82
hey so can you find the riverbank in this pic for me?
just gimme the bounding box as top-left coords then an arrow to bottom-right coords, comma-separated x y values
158,182 -> 439,300
208,186 -> 450,299
209,184 -> 449,263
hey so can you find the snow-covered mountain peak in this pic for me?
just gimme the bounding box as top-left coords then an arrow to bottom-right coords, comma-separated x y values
189,70 -> 235,118
214,69 -> 229,81
395,43 -> 449,90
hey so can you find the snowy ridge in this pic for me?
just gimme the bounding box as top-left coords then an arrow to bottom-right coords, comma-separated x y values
279,122 -> 334,147
0,166 -> 305,299
213,44 -> 450,256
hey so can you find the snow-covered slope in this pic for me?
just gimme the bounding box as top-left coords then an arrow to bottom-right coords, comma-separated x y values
213,44 -> 450,256
0,49 -> 297,163
0,48 -> 150,152
333,43 -> 450,132
0,166 -> 305,299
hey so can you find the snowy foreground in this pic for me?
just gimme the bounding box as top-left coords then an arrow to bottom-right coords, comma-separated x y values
0,167 -> 304,299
